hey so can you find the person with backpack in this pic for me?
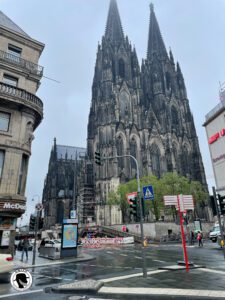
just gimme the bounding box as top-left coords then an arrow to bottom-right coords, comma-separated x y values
197,231 -> 203,247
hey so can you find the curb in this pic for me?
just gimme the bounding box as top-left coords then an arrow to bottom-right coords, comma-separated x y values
49,279 -> 104,295
13,254 -> 95,269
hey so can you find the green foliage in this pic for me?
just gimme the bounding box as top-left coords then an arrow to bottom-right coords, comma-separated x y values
106,172 -> 208,221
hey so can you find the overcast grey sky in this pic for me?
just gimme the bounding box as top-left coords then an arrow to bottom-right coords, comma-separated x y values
1,0 -> 225,225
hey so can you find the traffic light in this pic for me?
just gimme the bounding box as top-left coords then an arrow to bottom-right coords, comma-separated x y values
29,214 -> 36,231
218,194 -> 225,215
94,151 -> 101,166
38,217 -> 43,229
130,197 -> 138,216
209,195 -> 217,216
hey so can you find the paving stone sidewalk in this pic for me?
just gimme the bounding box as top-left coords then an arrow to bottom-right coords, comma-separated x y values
13,249 -> 95,269
53,266 -> 225,299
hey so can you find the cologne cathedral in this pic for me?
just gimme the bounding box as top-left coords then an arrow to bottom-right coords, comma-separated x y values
43,1 -> 208,227
86,0 -> 207,204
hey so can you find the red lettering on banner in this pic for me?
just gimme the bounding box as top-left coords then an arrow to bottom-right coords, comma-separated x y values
208,132 -> 220,144
208,129 -> 225,144
221,129 -> 225,136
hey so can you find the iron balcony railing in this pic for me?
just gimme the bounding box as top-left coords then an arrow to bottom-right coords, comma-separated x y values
0,50 -> 43,76
0,81 -> 43,113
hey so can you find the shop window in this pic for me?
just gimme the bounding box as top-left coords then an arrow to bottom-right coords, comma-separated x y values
0,112 -> 10,132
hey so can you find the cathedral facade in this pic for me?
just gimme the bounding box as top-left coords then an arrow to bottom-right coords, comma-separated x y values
87,1 -> 207,204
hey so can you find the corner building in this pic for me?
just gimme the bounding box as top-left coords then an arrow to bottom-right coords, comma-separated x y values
0,11 -> 44,254
86,1 -> 207,213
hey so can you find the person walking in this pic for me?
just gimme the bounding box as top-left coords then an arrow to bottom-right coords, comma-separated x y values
190,231 -> 194,245
21,237 -> 29,261
197,231 -> 203,247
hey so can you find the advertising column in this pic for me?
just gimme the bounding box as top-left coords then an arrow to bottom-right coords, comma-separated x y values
61,219 -> 78,258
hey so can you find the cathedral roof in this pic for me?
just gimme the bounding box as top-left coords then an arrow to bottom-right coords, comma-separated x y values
0,10 -> 30,37
105,0 -> 124,44
147,4 -> 167,59
56,145 -> 86,160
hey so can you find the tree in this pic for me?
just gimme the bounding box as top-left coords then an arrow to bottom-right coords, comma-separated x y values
106,172 -> 208,222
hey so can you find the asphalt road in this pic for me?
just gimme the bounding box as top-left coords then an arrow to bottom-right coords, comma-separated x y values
0,240 -> 225,300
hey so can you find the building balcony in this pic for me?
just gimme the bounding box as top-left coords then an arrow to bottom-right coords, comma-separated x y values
0,82 -> 43,127
0,49 -> 43,77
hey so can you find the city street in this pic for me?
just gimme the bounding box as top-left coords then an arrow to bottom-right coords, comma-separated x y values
0,240 -> 225,299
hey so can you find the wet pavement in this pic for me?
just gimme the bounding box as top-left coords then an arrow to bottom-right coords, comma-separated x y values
0,241 -> 225,299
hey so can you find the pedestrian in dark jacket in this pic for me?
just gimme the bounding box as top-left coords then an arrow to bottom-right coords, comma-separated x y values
21,237 -> 29,261
190,231 -> 194,245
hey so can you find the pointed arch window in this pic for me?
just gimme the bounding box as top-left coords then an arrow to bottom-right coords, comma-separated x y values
151,144 -> 161,178
130,138 -> 137,170
166,72 -> 171,90
171,106 -> 179,132
119,58 -> 125,78
119,90 -> 130,118
181,145 -> 189,177
116,136 -> 124,169
172,143 -> 179,173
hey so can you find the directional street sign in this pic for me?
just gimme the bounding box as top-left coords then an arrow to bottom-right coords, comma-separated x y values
143,185 -> 154,200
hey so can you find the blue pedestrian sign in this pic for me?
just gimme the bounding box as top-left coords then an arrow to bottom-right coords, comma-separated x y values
143,185 -> 154,200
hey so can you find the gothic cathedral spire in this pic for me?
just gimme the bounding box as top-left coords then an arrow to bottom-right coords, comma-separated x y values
147,3 -> 167,59
105,0 -> 124,45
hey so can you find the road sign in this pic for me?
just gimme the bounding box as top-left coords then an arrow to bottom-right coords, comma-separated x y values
35,203 -> 43,211
126,192 -> 137,204
164,195 -> 194,211
70,210 -> 76,219
143,185 -> 154,200
163,195 -> 177,205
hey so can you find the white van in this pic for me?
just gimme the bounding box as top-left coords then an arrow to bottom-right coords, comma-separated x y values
209,223 -> 221,243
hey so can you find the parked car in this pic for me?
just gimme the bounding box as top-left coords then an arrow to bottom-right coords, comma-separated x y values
0,253 -> 14,282
209,224 -> 221,243
17,240 -> 33,251
39,239 -> 61,252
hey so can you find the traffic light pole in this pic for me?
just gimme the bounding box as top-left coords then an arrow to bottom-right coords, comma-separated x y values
102,154 -> 147,278
212,186 -> 225,259
32,210 -> 40,266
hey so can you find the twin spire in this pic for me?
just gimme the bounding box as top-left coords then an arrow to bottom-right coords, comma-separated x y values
105,0 -> 167,59
147,3 -> 167,59
105,0 -> 124,44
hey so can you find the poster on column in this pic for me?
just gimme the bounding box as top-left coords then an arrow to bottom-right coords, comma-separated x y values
62,224 -> 78,248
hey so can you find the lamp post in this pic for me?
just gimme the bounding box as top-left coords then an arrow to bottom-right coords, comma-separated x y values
31,195 -> 42,266
101,154 -> 147,278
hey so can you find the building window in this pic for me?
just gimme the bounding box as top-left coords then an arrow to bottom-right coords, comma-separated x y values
0,112 -> 10,132
116,136 -> 124,169
130,138 -> 137,170
7,44 -> 22,63
0,150 -> 5,178
151,144 -> 161,178
17,154 -> 29,195
119,58 -> 125,78
8,44 -> 22,57
3,74 -> 18,87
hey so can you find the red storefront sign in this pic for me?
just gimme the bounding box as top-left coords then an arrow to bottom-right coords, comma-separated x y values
208,129 -> 225,144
